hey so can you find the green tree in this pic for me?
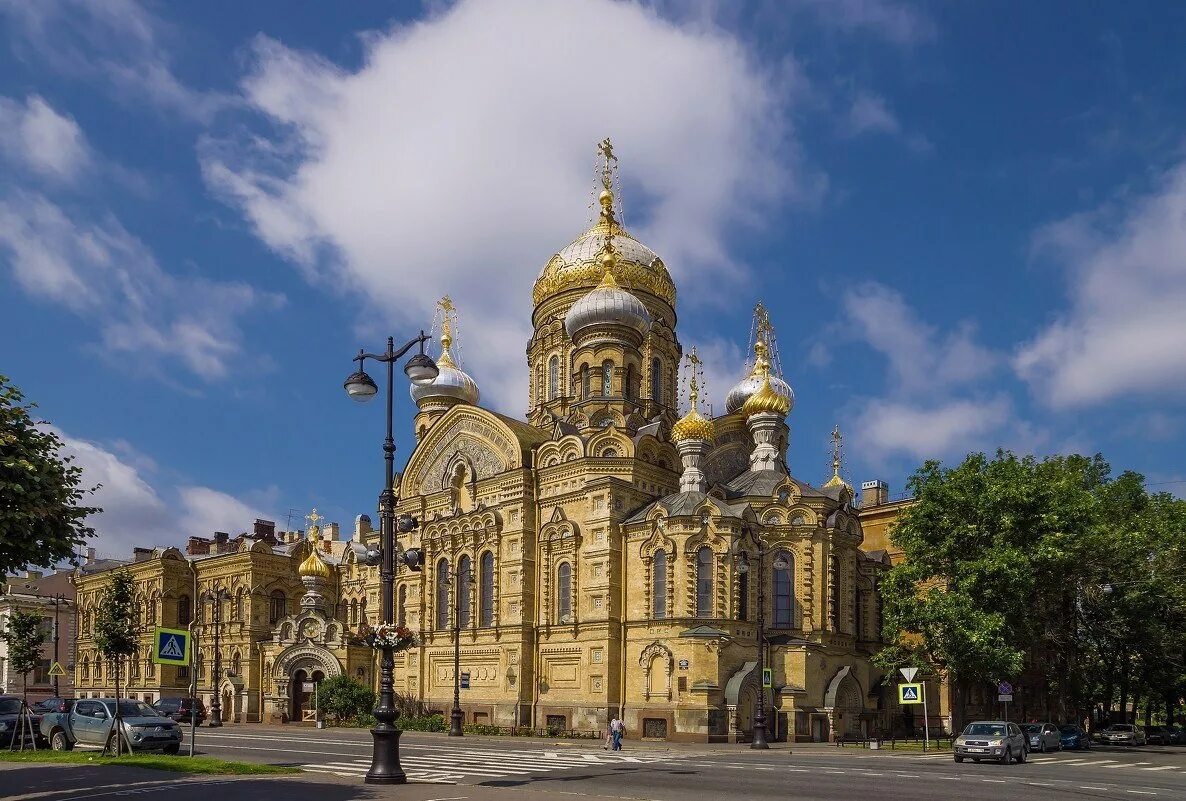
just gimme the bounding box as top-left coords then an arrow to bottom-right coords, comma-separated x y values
0,608 -> 46,750
315,674 -> 375,725
0,374 -> 100,574
95,569 -> 138,755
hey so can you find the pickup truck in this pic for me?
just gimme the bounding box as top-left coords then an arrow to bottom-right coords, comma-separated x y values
40,697 -> 183,754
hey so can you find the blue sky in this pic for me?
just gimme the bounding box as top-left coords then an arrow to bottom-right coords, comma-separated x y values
2,0 -> 1185,558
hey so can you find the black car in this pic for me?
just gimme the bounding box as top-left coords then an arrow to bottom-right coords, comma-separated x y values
1146,725 -> 1173,745
0,695 -> 43,748
32,697 -> 73,714
153,697 -> 207,725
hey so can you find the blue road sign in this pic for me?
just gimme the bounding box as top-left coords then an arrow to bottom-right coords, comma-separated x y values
997,681 -> 1013,695
152,627 -> 190,666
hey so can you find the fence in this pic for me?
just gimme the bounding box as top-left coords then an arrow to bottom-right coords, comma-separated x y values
836,733 -> 954,750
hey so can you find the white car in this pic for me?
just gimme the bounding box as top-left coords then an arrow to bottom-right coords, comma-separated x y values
1098,724 -> 1146,746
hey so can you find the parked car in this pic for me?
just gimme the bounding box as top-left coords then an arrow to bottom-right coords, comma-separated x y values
1146,725 -> 1173,745
1021,722 -> 1062,753
1097,724 -> 1147,746
153,697 -> 206,725
0,695 -> 44,748
40,697 -> 182,753
31,697 -> 73,714
1059,724 -> 1091,750
954,721 -> 1029,764
1167,725 -> 1186,745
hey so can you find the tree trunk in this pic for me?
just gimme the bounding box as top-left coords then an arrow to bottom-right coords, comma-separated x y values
1166,692 -> 1175,727
113,658 -> 122,756
1101,651 -> 1117,726
1118,652 -> 1131,724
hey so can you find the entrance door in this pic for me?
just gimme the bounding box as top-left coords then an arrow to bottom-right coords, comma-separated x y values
291,669 -> 308,721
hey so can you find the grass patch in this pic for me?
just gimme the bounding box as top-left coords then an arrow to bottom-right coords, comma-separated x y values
0,750 -> 298,775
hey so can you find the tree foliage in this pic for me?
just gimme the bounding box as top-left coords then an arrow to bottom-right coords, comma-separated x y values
0,374 -> 100,574
0,608 -> 46,703
315,674 -> 375,724
876,450 -> 1186,727
95,568 -> 138,755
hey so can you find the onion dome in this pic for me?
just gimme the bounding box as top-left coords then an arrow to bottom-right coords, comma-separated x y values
298,529 -> 332,579
671,346 -> 715,443
726,338 -> 794,414
410,298 -> 480,406
564,245 -> 651,338
742,375 -> 792,418
534,145 -> 675,309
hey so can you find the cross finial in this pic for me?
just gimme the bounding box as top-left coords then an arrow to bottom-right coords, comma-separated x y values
305,508 -> 323,533
597,137 -> 617,188
830,425 -> 843,476
687,346 -> 701,410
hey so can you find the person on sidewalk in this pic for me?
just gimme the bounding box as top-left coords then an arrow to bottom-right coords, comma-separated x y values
609,716 -> 625,751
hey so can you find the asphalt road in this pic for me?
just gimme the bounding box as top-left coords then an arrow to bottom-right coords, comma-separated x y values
6,727 -> 1186,801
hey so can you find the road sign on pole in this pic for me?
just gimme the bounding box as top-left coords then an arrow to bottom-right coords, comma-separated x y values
899,667 -> 919,683
151,627 -> 191,665
762,668 -> 773,689
48,661 -> 66,677
460,671 -> 470,689
898,683 -> 922,704
997,681 -> 1012,695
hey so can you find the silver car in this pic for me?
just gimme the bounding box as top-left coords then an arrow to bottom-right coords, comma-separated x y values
954,720 -> 1028,764
1098,724 -> 1147,746
1021,722 -> 1062,753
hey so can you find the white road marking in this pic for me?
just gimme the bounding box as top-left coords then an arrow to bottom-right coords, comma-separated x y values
1104,762 -> 1152,768
1140,766 -> 1179,771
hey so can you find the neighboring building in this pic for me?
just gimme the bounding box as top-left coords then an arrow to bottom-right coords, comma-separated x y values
72,143 -> 898,740
0,568 -> 77,703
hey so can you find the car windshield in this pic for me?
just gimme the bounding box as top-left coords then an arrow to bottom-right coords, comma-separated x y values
0,699 -> 21,714
116,702 -> 158,717
1059,726 -> 1080,734
964,724 -> 1006,736
1021,724 -> 1041,732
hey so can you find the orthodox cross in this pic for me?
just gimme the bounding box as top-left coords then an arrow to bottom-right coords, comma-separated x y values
597,137 -> 617,189
305,508 -> 323,533
830,425 -> 844,477
687,346 -> 702,410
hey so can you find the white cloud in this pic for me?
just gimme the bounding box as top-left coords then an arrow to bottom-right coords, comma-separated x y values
797,0 -> 936,46
0,95 -> 90,180
850,396 -> 1012,461
0,0 -> 227,122
846,92 -> 900,137
0,191 -> 284,380
55,429 -> 276,559
202,0 -> 800,412
1017,160 -> 1186,408
689,336 -> 748,417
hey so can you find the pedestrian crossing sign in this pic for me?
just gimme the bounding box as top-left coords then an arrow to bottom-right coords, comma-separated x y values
898,683 -> 922,704
48,661 -> 66,677
152,627 -> 191,666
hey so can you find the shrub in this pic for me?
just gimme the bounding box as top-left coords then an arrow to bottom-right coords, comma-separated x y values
396,714 -> 446,732
315,675 -> 375,725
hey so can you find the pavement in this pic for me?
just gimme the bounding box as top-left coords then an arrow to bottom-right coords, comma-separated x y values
5,726 -> 1186,800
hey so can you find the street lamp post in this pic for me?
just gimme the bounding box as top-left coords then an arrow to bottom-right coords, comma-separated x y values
345,333 -> 438,785
449,563 -> 474,737
737,535 -> 788,750
19,584 -> 72,699
206,590 -> 230,728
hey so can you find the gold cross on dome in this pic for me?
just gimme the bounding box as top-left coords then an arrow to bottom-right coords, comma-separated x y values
598,138 -> 617,165
305,508 -> 323,529
438,296 -> 455,314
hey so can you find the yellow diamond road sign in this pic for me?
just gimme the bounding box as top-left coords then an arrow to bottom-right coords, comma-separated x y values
48,661 -> 66,677
899,683 -> 923,704
152,627 -> 191,666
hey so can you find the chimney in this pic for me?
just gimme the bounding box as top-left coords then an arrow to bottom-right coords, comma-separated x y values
253,519 -> 276,541
86,547 -> 97,564
24,570 -> 43,581
186,537 -> 211,556
354,514 -> 373,542
132,547 -> 153,562
325,522 -> 340,541
861,480 -> 889,507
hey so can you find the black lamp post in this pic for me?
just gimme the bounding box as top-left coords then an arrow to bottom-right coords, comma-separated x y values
345,333 -> 438,785
205,589 -> 231,728
449,562 -> 474,737
22,588 -> 70,698
737,537 -> 788,750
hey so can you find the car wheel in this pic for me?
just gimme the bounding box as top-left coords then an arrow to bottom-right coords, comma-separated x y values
954,756 -> 964,763
1000,747 -> 1011,765
50,731 -> 72,751
1017,747 -> 1027,764
1039,741 -> 1046,753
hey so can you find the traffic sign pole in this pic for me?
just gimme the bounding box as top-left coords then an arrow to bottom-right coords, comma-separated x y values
921,681 -> 930,753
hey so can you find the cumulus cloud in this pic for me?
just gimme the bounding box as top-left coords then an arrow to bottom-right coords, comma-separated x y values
1017,159 -> 1186,408
0,0 -> 227,122
0,95 -> 90,180
55,430 -> 276,558
202,0 -> 799,412
0,192 -> 284,380
852,396 -> 1013,461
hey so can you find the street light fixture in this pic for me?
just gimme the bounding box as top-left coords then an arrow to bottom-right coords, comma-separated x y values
735,533 -> 787,750
345,333 -> 438,785
450,562 -> 475,737
203,589 -> 231,728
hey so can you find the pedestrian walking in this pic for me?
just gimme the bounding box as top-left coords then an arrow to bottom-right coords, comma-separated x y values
609,716 -> 625,751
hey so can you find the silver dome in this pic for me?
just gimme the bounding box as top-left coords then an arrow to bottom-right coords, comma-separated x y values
564,280 -> 651,339
409,362 -> 479,406
725,372 -> 795,414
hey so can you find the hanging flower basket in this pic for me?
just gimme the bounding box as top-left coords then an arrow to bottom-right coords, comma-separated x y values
364,623 -> 418,652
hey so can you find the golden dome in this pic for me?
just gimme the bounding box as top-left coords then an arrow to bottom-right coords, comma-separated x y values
533,188 -> 675,308
742,375 -> 792,417
298,534 -> 331,580
671,407 -> 715,443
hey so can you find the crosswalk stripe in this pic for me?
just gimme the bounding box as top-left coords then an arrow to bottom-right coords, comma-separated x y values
1140,766 -> 1179,771
1103,762 -> 1151,769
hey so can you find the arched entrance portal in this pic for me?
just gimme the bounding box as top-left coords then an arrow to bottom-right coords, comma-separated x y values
290,668 -> 326,721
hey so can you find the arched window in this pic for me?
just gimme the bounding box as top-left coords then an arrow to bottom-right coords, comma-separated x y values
557,562 -> 572,622
350,599 -> 358,624
548,355 -> 560,400
652,550 -> 667,619
625,364 -> 634,400
737,553 -> 749,621
829,553 -> 840,631
458,554 -> 472,628
269,590 -> 286,624
651,357 -> 662,405
231,651 -> 241,676
336,601 -> 346,622
436,558 -> 450,630
398,585 -> 407,627
696,547 -> 713,617
177,594 -> 191,626
479,551 -> 494,627
773,551 -> 794,626
360,596 -> 368,625
581,364 -> 590,399
81,656 -> 89,679
602,360 -> 613,397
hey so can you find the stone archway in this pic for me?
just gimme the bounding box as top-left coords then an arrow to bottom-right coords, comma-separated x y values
273,643 -> 342,723
824,666 -> 865,739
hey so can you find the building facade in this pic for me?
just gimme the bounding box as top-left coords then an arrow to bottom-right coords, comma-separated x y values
1,569 -> 76,703
71,144 -> 898,740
